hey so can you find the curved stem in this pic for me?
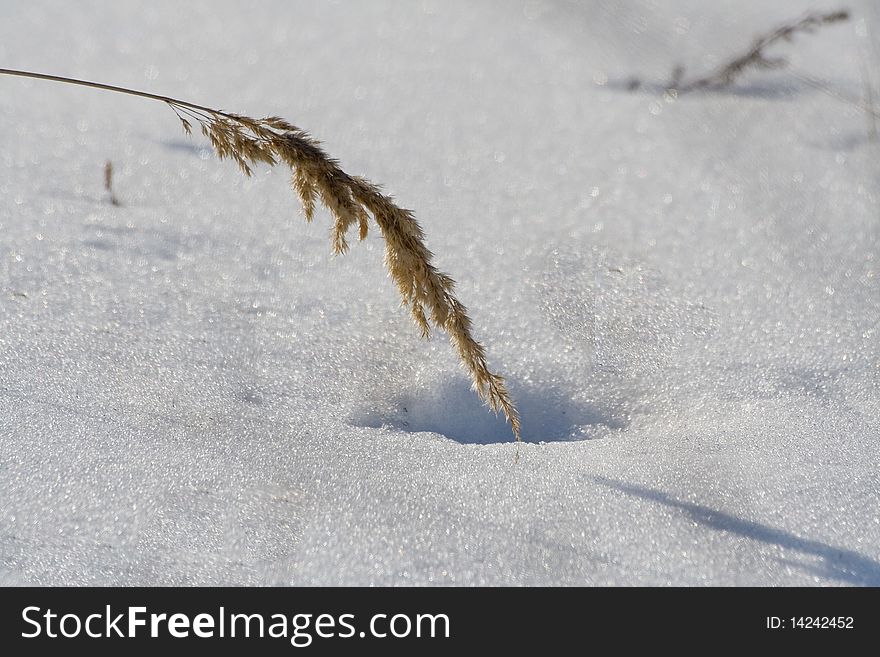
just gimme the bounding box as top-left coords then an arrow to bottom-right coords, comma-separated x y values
0,67 -> 234,120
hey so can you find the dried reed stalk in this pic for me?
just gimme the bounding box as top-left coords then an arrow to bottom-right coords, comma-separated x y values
675,10 -> 849,92
104,160 -> 121,206
0,68 -> 521,441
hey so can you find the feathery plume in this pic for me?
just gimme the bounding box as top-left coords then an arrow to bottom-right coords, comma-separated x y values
0,68 -> 522,441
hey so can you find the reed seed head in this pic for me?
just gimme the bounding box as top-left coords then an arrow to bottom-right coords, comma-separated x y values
164,100 -> 522,441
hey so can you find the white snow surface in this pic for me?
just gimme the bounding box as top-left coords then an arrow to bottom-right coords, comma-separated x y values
1,0 -> 878,585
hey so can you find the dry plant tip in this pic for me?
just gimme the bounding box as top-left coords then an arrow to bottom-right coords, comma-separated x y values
0,67 -> 522,443
672,9 -> 850,93
104,160 -> 121,207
